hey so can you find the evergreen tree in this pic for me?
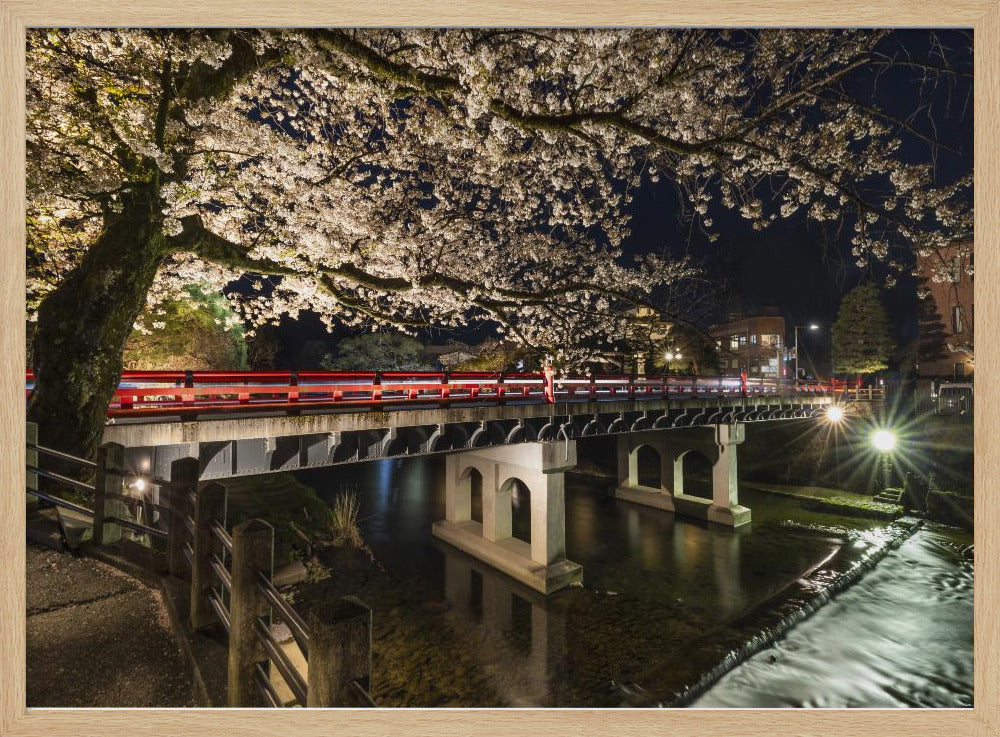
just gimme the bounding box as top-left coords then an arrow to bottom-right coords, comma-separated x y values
916,277 -> 949,365
831,283 -> 895,376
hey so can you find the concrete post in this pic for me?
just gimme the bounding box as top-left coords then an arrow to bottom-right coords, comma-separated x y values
167,457 -> 199,578
190,481 -> 226,630
481,464 -> 511,542
228,519 -> 274,707
672,453 -> 685,496
711,424 -> 743,508
530,472 -> 566,566
444,453 -> 471,523
93,442 -> 125,546
707,424 -> 751,527
306,597 -> 372,707
616,435 -> 637,490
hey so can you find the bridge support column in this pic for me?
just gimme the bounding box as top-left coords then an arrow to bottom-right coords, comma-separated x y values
613,425 -> 751,528
433,441 -> 583,594
707,423 -> 751,527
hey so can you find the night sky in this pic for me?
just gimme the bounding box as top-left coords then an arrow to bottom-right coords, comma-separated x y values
272,29 -> 974,374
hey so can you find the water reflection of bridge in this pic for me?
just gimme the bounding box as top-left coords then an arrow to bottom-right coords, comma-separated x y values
436,540 -> 567,707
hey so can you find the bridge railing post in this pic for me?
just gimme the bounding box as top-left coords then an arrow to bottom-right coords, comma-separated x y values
440,371 -> 450,406
93,442 -> 125,546
168,457 -> 199,578
190,481 -> 226,629
228,519 -> 273,707
306,597 -> 372,707
497,372 -> 506,405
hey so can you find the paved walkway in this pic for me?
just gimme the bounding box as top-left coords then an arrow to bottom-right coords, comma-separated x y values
26,542 -> 195,707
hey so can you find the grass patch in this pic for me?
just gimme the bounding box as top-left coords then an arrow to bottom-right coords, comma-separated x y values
799,495 -> 902,520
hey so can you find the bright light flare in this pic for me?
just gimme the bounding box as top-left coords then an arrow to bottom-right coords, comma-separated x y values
826,406 -> 844,423
132,477 -> 147,492
871,429 -> 897,452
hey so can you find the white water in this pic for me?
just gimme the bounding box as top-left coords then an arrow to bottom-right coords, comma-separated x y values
691,525 -> 974,708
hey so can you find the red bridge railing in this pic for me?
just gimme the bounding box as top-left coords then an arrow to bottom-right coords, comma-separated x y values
25,369 -> 841,419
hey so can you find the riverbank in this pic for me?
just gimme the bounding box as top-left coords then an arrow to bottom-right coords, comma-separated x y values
740,481 -> 903,520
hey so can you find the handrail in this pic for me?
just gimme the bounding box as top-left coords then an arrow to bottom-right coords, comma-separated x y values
350,678 -> 376,708
26,488 -> 94,517
27,442 -> 98,470
207,588 -> 231,633
209,552 -> 232,591
26,465 -> 96,493
254,662 -> 283,708
105,516 -> 169,540
254,617 -> 308,706
257,571 -> 310,657
211,520 -> 233,552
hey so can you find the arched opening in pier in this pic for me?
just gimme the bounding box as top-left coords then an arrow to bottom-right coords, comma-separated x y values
469,468 -> 483,523
635,445 -> 661,489
502,477 -> 532,544
678,449 -> 714,499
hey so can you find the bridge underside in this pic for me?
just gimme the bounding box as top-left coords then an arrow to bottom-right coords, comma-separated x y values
107,397 -> 831,481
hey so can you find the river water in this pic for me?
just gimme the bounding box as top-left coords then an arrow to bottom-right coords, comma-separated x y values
293,455 -> 973,708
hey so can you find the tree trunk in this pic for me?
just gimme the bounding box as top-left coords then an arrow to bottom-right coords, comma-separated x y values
28,183 -> 166,458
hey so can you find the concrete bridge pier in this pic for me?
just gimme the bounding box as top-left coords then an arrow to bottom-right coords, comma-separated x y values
614,424 -> 751,528
432,441 -> 583,594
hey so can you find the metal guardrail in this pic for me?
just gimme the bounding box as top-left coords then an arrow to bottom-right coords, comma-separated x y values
27,439 -> 167,541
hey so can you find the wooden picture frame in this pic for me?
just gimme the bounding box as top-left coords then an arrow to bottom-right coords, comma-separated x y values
0,2 -> 996,735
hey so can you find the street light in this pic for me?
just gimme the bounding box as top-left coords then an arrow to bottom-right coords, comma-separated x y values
794,323 -> 820,385
825,405 -> 845,423
871,429 -> 896,452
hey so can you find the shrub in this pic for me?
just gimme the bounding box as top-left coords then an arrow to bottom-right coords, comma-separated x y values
329,491 -> 364,548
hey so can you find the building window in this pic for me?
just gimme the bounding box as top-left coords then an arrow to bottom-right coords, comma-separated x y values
761,334 -> 780,347
750,334 -> 758,344
715,339 -> 723,350
950,256 -> 962,283
739,335 -> 747,347
730,335 -> 739,350
952,305 -> 963,333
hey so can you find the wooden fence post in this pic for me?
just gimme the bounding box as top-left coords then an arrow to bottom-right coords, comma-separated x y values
93,442 -> 125,546
228,519 -> 274,707
306,596 -> 372,707
190,481 -> 226,630
168,457 -> 199,578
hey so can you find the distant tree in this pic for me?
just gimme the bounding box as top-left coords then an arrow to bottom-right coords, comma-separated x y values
322,333 -> 431,371
454,339 -> 536,372
246,324 -> 282,370
831,283 -> 895,376
122,285 -> 247,370
915,277 -> 949,366
649,323 -> 720,375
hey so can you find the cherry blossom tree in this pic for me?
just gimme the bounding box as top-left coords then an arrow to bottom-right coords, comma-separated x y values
26,28 -> 972,456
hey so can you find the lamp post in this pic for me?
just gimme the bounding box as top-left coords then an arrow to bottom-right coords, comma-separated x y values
794,323 -> 820,386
